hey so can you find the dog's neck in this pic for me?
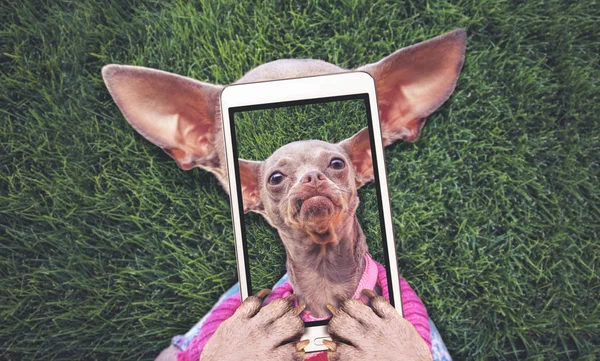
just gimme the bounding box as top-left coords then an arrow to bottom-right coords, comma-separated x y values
280,214 -> 368,317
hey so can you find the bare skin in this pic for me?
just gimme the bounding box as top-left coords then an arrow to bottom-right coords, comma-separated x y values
101,29 -> 466,361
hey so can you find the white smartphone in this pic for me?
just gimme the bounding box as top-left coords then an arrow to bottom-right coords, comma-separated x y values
221,72 -> 402,353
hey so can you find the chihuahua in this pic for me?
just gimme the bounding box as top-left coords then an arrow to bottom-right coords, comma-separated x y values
102,29 -> 466,360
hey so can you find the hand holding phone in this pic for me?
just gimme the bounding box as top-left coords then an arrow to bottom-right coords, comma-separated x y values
200,290 -> 306,361
325,289 -> 432,361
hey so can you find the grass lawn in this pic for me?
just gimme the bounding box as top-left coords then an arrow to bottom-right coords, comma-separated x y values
1,1 -> 598,360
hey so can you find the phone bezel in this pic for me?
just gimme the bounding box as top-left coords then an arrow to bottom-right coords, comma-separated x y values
220,72 -> 402,353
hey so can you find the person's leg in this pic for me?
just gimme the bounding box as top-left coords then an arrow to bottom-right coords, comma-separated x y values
429,319 -> 453,361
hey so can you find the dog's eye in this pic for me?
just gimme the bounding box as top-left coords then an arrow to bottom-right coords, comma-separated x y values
329,158 -> 345,170
268,172 -> 285,185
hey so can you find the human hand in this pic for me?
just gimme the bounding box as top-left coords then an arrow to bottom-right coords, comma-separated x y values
324,289 -> 431,361
200,289 -> 309,361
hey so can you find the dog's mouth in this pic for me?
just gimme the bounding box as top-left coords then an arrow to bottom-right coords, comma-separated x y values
297,195 -> 335,220
288,192 -> 346,239
283,185 -> 350,245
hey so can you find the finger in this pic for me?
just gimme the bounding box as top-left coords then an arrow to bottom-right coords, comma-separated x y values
371,295 -> 397,319
256,288 -> 271,299
328,307 -> 364,344
361,289 -> 396,319
236,288 -> 271,318
256,295 -> 299,322
361,288 -> 378,299
339,298 -> 378,325
254,294 -> 296,322
271,310 -> 304,340
285,294 -> 298,304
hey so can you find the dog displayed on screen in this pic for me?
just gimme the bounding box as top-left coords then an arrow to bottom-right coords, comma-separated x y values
102,30 -> 465,360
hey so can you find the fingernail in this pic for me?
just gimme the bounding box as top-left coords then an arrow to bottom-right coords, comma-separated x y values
326,303 -> 338,315
255,289 -> 271,298
361,289 -> 377,299
294,302 -> 306,315
285,294 -> 298,303
295,339 -> 310,351
322,339 -> 337,352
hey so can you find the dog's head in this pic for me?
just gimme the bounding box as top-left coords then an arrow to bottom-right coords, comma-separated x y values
102,30 -> 466,245
245,137 -> 372,246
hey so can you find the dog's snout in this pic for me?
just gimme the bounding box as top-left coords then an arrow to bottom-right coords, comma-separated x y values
300,171 -> 326,185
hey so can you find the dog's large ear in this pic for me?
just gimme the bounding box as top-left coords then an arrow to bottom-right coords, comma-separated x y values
341,30 -> 466,188
102,65 -> 227,185
339,128 -> 373,188
238,160 -> 264,214
357,29 -> 466,145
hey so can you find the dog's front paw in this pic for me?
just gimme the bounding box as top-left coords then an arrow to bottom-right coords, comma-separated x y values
325,290 -> 432,361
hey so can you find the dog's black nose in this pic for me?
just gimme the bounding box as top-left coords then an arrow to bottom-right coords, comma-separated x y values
300,171 -> 326,185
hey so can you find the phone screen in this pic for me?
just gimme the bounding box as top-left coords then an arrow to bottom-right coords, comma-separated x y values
229,94 -> 395,326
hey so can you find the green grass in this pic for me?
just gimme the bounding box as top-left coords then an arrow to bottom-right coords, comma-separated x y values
1,0 -> 598,360
235,99 -> 366,160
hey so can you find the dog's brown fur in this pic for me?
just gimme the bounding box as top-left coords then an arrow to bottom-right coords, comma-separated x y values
103,29 -> 466,361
